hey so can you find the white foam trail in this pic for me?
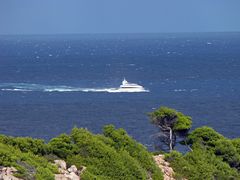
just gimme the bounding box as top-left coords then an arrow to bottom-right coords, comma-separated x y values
44,87 -> 149,93
107,88 -> 149,93
1,88 -> 33,92
0,83 -> 149,93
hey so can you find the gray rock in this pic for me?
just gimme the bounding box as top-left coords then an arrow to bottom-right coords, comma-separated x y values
66,172 -> 80,180
67,165 -> 78,173
54,160 -> 67,170
0,166 -> 22,180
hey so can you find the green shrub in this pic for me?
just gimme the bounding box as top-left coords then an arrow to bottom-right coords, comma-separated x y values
0,124 -> 163,179
36,167 -> 55,180
0,142 -> 57,180
166,127 -> 240,179
166,145 -> 240,180
186,126 -> 224,147
67,127 -> 149,179
48,133 -> 75,159
232,138 -> 240,155
103,125 -> 163,179
214,139 -> 240,168
0,135 -> 49,155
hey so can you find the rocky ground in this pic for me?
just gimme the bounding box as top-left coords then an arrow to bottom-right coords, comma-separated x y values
54,160 -> 86,180
0,160 -> 86,180
0,166 -> 22,180
1,155 -> 175,180
153,154 -> 175,180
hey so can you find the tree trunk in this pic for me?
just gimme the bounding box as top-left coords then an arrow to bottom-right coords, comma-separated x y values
169,128 -> 173,151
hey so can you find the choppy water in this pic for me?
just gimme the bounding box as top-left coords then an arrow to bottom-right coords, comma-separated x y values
0,33 -> 240,150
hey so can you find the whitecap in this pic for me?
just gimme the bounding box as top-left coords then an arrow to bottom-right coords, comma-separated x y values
174,89 -> 186,92
129,64 -> 135,66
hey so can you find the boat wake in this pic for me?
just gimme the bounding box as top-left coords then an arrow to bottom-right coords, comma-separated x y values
0,83 -> 149,93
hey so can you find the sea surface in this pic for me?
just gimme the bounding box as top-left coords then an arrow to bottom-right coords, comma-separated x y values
0,33 -> 240,150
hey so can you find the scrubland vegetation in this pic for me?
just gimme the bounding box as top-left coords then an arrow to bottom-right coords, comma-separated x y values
0,125 -> 163,180
0,106 -> 240,179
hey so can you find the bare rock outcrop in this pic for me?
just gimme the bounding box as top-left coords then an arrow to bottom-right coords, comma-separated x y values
67,165 -> 78,174
0,160 -> 86,180
54,160 -> 86,180
0,166 -> 23,180
54,160 -> 67,170
154,154 -> 175,180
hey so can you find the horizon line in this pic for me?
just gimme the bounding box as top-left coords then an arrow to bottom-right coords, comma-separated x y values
0,31 -> 240,36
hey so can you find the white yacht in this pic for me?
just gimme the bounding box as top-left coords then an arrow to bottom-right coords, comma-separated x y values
118,78 -> 146,92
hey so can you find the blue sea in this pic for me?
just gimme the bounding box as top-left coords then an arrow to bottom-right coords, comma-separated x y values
0,33 -> 240,150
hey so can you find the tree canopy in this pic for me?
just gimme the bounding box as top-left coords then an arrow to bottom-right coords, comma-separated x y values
149,106 -> 192,151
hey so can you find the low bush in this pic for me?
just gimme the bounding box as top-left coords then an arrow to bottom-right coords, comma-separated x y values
0,143 -> 57,179
166,127 -> 240,179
